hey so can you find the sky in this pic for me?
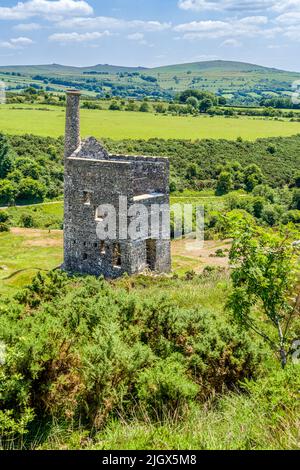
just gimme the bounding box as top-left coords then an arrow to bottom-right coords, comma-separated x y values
0,0 -> 299,71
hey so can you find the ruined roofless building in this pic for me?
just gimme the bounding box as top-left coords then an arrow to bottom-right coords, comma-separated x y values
63,90 -> 171,278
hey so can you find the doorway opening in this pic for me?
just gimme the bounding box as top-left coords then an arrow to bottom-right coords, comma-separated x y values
146,239 -> 157,271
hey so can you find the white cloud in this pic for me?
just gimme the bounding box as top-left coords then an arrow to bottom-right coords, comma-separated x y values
0,41 -> 15,49
10,36 -> 34,45
221,38 -> 242,46
177,0 -> 300,45
126,32 -> 152,46
283,25 -> 300,40
178,0 -> 221,10
56,16 -> 171,32
0,36 -> 34,49
127,33 -> 145,41
0,0 -> 93,21
178,0 -> 300,13
276,11 -> 300,25
178,0 -> 276,12
175,20 -> 228,33
49,30 -> 112,44
14,22 -> 41,31
238,16 -> 268,25
272,0 -> 300,13
174,16 -> 280,40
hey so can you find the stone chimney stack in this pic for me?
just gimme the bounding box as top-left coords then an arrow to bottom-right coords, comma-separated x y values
65,90 -> 81,159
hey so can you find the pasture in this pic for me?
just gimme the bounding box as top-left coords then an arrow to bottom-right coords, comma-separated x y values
1,104 -> 300,140
0,228 -> 63,297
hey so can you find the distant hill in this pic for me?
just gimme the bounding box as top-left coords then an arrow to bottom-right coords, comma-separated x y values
0,60 -> 299,105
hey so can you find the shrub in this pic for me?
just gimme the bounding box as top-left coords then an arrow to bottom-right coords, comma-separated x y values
136,356 -> 198,418
0,133 -> 15,179
216,171 -> 233,196
0,211 -> 9,224
0,179 -> 17,205
0,223 -> 10,232
20,213 -> 36,228
0,272 -> 263,441
281,210 -> 300,225
109,101 -> 121,111
139,102 -> 150,113
16,178 -> 46,203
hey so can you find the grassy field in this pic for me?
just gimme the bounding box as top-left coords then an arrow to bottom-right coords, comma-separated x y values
1,104 -> 300,140
6,201 -> 64,230
0,228 -> 63,297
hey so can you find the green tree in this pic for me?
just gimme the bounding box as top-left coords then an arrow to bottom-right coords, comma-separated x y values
154,103 -> 167,114
0,210 -> 10,232
0,133 -> 15,179
292,188 -> 300,210
186,163 -> 199,180
294,172 -> 300,188
186,96 -> 199,109
139,102 -> 150,113
109,101 -> 121,111
17,178 -> 46,203
15,157 -> 43,180
177,89 -> 216,105
218,96 -> 227,105
244,164 -> 264,192
227,225 -> 300,368
261,205 -> 280,227
199,98 -> 213,113
0,211 -> 9,223
0,179 -> 17,205
215,171 -> 233,196
126,100 -> 138,112
253,196 -> 265,219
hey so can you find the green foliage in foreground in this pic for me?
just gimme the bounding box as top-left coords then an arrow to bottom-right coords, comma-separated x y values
0,270 -> 263,448
88,366 -> 300,450
1,270 -> 300,450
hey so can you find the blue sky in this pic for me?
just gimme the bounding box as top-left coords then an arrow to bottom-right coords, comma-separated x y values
0,0 -> 299,71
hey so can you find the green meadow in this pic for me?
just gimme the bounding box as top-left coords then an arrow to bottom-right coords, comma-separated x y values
1,104 -> 300,140
0,227 -> 63,298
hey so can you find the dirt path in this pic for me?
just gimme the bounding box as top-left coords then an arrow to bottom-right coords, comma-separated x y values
172,238 -> 231,272
11,227 -> 63,247
0,201 -> 63,210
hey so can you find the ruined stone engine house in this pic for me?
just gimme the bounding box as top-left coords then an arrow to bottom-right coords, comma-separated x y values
63,90 -> 171,278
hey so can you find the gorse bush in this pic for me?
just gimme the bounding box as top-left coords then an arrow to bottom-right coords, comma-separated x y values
0,211 -> 10,232
0,134 -> 64,205
1,133 -> 300,205
0,271 -> 263,444
104,135 -> 300,190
